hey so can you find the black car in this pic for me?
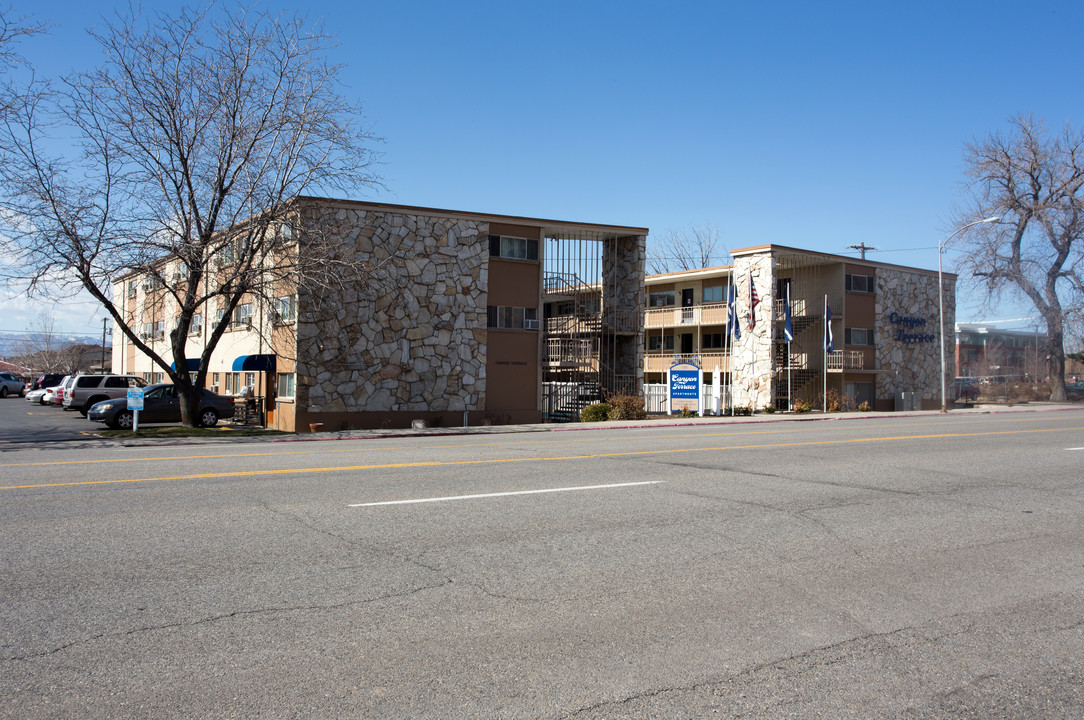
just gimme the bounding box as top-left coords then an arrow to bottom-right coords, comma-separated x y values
87,383 -> 235,429
31,373 -> 65,391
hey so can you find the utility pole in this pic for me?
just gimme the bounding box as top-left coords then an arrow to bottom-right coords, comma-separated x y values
849,242 -> 876,260
101,318 -> 107,371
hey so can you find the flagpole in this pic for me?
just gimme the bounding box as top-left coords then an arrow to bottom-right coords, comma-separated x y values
723,279 -> 730,415
787,284 -> 792,411
749,271 -> 755,411
729,274 -> 735,416
823,294 -> 828,412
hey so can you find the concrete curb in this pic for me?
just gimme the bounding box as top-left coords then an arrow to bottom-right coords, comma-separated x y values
101,402 -> 1084,448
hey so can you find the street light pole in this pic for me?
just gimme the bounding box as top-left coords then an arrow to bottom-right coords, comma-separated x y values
939,216 -> 1000,412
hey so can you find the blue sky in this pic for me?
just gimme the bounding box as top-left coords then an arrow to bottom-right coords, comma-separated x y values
3,0 -> 1081,339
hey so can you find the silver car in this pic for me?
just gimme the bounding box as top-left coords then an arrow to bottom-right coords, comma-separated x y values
0,372 -> 25,398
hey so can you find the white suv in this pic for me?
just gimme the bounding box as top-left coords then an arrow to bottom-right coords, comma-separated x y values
64,374 -> 147,415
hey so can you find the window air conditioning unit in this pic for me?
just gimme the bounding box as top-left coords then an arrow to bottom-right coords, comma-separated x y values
524,319 -> 539,330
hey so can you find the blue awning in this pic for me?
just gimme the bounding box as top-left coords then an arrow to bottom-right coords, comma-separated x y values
232,354 -> 276,372
170,358 -> 201,371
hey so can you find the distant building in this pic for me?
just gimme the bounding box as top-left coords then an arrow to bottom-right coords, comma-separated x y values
954,323 -> 1047,381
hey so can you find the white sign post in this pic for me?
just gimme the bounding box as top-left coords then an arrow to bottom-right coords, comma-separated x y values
127,386 -> 145,432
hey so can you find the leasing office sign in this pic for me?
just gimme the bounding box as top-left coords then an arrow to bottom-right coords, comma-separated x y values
669,361 -> 700,413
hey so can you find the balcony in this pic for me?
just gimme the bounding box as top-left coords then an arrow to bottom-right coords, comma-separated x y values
645,302 -> 728,328
547,309 -> 639,335
544,337 -> 599,367
826,350 -> 865,371
644,351 -> 731,374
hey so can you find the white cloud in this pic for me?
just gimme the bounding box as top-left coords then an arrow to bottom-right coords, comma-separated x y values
0,280 -> 109,340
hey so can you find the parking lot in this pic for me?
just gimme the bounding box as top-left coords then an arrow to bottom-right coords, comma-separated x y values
0,392 -> 103,445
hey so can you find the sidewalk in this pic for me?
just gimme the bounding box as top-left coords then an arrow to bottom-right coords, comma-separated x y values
251,401 -> 1084,445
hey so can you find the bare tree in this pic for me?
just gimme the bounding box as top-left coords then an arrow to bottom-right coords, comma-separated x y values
0,3 -> 382,425
647,224 -> 725,275
15,311 -> 80,374
950,115 -> 1084,401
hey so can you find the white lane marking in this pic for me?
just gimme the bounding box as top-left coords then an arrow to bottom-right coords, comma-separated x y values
349,480 -> 664,507
1067,447 -> 1084,450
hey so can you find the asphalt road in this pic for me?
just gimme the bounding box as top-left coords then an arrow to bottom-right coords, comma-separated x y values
2,410 -> 1083,718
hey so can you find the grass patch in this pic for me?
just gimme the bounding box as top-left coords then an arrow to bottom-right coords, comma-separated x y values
94,425 -> 291,439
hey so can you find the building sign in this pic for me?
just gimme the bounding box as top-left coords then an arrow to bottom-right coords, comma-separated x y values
669,361 -> 700,414
888,312 -> 936,343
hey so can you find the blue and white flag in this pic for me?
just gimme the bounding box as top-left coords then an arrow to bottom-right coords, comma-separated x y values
727,283 -> 741,340
783,286 -> 794,343
823,302 -> 834,353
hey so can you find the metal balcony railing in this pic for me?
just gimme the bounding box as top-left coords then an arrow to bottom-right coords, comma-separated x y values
644,351 -> 731,374
826,350 -> 865,370
645,302 -> 728,328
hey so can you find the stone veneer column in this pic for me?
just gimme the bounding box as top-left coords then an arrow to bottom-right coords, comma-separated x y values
874,270 -> 955,404
297,207 -> 489,416
602,234 -> 647,385
730,252 -> 775,409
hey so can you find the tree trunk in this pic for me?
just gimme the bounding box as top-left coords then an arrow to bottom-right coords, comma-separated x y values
1047,329 -> 1067,401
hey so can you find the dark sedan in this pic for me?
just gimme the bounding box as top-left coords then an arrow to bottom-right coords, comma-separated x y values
87,383 -> 235,429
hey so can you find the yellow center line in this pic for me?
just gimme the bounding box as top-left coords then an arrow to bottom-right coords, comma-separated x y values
2,425 -> 1079,491
0,417 -> 1040,469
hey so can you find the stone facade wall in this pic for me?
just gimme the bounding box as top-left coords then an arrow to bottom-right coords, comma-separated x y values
297,207 -> 489,415
730,253 -> 775,408
603,234 -> 647,384
875,269 -> 955,402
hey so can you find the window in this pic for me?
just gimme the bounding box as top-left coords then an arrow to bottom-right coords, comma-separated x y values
274,296 -> 297,323
278,222 -> 296,244
702,332 -> 724,349
232,303 -> 253,327
703,285 -> 724,303
127,282 -> 137,298
648,290 -> 675,307
154,321 -> 166,339
190,313 -> 203,335
215,308 -> 226,325
277,373 -> 296,399
845,273 -> 875,293
844,328 -> 874,346
648,335 -> 675,351
487,305 -> 538,329
488,235 -> 539,261
142,322 -> 153,340
845,381 -> 874,407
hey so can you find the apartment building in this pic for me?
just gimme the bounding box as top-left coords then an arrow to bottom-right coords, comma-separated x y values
955,323 -> 1048,381
113,198 -> 645,431
644,244 -> 955,411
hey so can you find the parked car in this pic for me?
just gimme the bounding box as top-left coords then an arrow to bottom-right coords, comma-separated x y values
953,377 -> 979,402
24,388 -> 48,404
0,372 -> 26,398
51,375 -> 74,406
30,373 -> 65,392
64,373 -> 147,415
1066,381 -> 1084,393
87,384 -> 235,429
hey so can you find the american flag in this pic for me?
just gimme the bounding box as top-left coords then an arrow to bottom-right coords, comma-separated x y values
748,272 -> 761,330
